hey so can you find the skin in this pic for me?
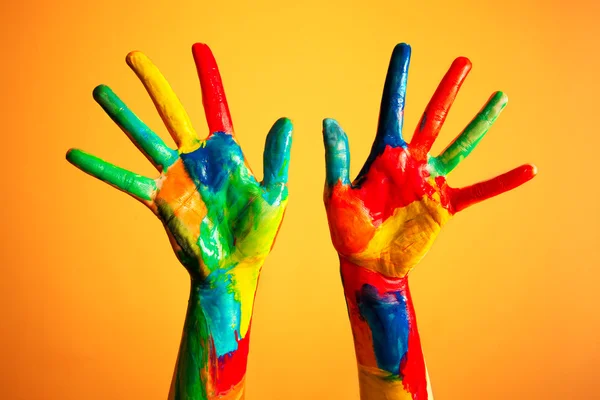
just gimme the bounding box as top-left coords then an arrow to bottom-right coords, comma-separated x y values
323,43 -> 537,400
66,43 -> 292,400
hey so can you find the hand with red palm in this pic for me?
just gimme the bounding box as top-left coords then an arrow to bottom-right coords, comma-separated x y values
323,43 -> 536,400
324,43 -> 536,279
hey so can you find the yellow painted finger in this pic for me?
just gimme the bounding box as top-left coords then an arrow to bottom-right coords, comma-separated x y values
126,51 -> 201,153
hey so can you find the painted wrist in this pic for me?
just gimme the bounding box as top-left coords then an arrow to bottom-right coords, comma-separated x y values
191,268 -> 257,360
340,258 -> 428,400
170,274 -> 256,399
338,254 -> 414,279
340,258 -> 411,371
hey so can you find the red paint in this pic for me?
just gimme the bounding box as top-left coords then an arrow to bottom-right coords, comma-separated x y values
325,184 -> 377,255
340,257 -> 379,368
411,57 -> 471,159
325,145 -> 454,256
214,326 -> 251,394
324,46 -> 538,400
399,280 -> 428,400
341,259 -> 428,400
451,164 -> 537,212
356,146 -> 449,224
213,277 -> 263,395
328,146 -> 535,241
192,43 -> 234,135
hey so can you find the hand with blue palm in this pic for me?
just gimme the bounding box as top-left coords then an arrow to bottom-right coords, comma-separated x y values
67,43 -> 292,400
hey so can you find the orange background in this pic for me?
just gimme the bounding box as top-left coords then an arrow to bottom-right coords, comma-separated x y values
1,0 -> 598,399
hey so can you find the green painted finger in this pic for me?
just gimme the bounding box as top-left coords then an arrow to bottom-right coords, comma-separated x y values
431,91 -> 508,176
262,117 -> 293,188
93,85 -> 178,170
66,149 -> 157,201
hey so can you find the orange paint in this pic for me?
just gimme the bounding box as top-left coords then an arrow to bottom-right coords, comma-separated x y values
156,160 -> 206,227
325,184 -> 376,255
3,1 -> 597,399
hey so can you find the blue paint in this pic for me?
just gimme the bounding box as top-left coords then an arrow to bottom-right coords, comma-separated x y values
356,43 -> 411,182
197,269 -> 242,357
181,132 -> 249,193
377,43 -> 411,146
180,131 -> 283,207
419,112 -> 427,132
323,118 -> 350,187
357,284 -> 410,375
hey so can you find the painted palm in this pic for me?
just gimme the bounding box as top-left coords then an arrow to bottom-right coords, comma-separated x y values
324,43 -> 536,279
323,43 -> 536,400
67,44 -> 292,400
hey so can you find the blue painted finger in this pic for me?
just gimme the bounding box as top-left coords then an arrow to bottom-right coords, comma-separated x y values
323,118 -> 351,187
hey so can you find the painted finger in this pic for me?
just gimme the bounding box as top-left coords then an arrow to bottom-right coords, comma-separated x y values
192,43 -> 234,136
263,117 -> 293,190
375,43 -> 411,149
432,91 -> 508,176
323,118 -> 351,188
451,164 -> 537,212
93,85 -> 178,171
126,51 -> 200,152
411,57 -> 472,157
66,149 -> 157,201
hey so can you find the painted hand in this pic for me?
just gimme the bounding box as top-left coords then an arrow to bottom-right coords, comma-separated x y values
323,43 -> 536,279
66,44 -> 292,399
67,44 -> 292,281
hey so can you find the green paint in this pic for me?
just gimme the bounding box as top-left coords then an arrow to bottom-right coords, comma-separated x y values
431,91 -> 508,176
66,149 -> 156,200
93,85 -> 178,169
172,280 -> 211,400
174,132 -> 288,278
66,51 -> 293,399
199,213 -> 234,272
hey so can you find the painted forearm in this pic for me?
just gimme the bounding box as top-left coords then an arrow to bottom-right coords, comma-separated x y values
340,258 -> 430,400
169,272 -> 258,400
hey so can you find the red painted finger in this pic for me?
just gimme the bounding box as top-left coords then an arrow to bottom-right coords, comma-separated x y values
451,164 -> 537,212
411,57 -> 471,157
192,43 -> 234,135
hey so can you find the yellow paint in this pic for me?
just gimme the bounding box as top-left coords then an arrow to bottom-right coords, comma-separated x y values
229,266 -> 260,338
425,362 -> 434,399
126,51 -> 201,153
155,159 -> 209,277
233,199 -> 287,263
358,365 -> 414,400
229,196 -> 288,337
350,195 -> 451,278
19,1 -> 584,398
